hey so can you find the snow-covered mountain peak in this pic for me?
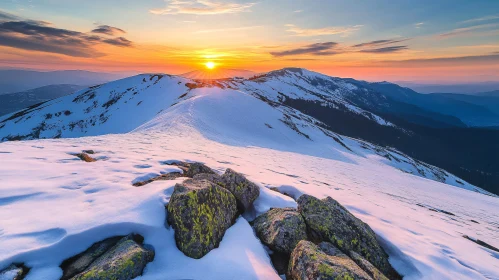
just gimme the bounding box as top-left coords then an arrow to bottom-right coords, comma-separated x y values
1,68 -> 499,280
0,70 -> 494,197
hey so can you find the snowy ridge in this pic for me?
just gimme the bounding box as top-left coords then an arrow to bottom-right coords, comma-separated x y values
0,70 -> 493,196
0,68 -> 498,279
231,68 -> 396,127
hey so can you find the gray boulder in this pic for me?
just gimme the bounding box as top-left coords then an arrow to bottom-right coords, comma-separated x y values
297,195 -> 399,279
252,208 -> 307,254
288,240 -> 372,280
192,173 -> 224,185
70,235 -> 154,280
220,168 -> 260,212
167,178 -> 238,259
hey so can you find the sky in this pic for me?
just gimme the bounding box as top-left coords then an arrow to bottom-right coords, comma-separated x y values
0,0 -> 498,83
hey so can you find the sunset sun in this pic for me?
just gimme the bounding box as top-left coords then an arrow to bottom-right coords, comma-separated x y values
205,61 -> 216,69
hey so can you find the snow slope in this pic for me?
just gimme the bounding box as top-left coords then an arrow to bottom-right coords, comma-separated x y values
0,69 -> 498,279
0,70 -> 492,195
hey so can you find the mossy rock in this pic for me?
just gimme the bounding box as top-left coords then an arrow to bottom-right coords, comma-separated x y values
288,240 -> 371,280
348,251 -> 389,280
297,195 -> 399,279
220,168 -> 260,213
0,264 -> 29,280
60,236 -> 124,280
71,235 -> 154,280
193,173 -> 224,185
253,208 -> 307,254
167,178 -> 238,259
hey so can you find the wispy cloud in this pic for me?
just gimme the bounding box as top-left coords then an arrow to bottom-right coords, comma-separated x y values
438,23 -> 499,38
150,0 -> 256,15
461,15 -> 499,24
352,39 -> 410,48
270,42 -> 339,57
0,10 -> 19,21
352,38 -> 410,54
271,38 -> 410,57
91,25 -> 126,36
0,11 -> 133,57
414,22 -> 424,28
194,25 -> 262,34
359,46 -> 408,53
293,10 -> 303,13
284,24 -> 362,37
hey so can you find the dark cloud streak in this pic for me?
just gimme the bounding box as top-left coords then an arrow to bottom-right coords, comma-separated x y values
270,42 -> 339,57
359,46 -> 408,53
91,25 -> 126,35
352,39 -> 409,48
0,10 -> 19,21
0,11 -> 132,58
103,37 -> 133,47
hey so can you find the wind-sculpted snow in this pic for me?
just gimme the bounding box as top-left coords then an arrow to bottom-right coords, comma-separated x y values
0,129 -> 498,279
0,74 -> 191,140
0,70 -> 493,195
0,69 -> 395,143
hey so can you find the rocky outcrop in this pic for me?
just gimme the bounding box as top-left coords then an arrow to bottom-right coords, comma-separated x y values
61,234 -> 154,280
193,168 -> 260,213
219,168 -> 260,212
288,240 -> 372,280
167,178 -> 238,259
297,195 -> 398,278
252,208 -> 307,254
0,264 -> 29,280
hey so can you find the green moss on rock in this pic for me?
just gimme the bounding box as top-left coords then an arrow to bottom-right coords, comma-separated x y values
297,195 -> 400,279
252,207 -> 307,254
220,168 -> 260,213
167,178 -> 238,259
288,240 -> 371,280
70,235 -> 154,280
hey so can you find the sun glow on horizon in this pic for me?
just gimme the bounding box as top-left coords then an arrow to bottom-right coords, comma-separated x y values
205,61 -> 216,69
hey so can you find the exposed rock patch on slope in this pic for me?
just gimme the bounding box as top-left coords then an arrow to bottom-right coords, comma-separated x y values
298,195 -> 399,278
161,163 -> 400,279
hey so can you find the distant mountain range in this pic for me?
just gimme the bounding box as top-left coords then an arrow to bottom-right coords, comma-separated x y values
0,84 -> 86,117
357,82 -> 499,127
0,70 -> 128,94
1,68 -> 498,195
400,81 -> 499,94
